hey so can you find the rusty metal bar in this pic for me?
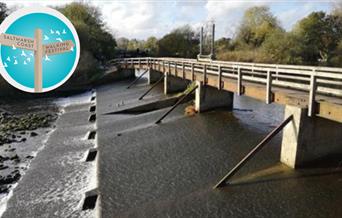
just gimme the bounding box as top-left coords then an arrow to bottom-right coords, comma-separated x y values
213,115 -> 294,189
155,85 -> 198,124
126,69 -> 149,89
138,75 -> 165,100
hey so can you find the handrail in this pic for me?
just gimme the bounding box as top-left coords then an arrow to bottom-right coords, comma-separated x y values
112,57 -> 342,117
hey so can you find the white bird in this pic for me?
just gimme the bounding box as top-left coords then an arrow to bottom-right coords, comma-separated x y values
70,46 -> 74,51
44,55 -> 51,61
6,56 -> 10,62
27,57 -> 31,62
30,53 -> 33,57
62,29 -> 66,34
44,35 -> 49,40
50,29 -> 54,34
12,45 -> 16,50
4,62 -> 8,68
23,60 -> 27,65
21,50 -> 27,57
56,38 -> 63,42
13,59 -> 18,65
56,30 -> 60,35
13,56 -> 16,59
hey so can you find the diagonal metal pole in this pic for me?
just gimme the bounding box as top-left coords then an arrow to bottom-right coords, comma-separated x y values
127,69 -> 149,89
155,85 -> 198,124
213,115 -> 294,189
138,75 -> 165,100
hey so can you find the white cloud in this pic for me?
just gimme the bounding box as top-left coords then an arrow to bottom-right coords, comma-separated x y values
3,0 -> 333,40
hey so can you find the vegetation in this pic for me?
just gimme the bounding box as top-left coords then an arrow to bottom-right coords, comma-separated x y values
57,3 -> 116,84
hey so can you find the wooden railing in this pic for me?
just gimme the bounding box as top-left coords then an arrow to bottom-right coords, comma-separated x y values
111,57 -> 342,117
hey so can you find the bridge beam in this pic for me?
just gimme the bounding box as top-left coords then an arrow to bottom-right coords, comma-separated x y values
164,72 -> 188,95
195,80 -> 234,113
281,105 -> 342,168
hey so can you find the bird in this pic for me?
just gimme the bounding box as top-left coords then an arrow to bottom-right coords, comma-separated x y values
6,56 -> 10,62
50,29 -> 54,34
62,29 -> 66,34
30,53 -> 33,57
56,30 -> 60,35
44,35 -> 49,40
23,60 -> 27,65
56,38 -> 63,42
4,62 -> 7,68
21,50 -> 27,57
44,55 -> 51,61
12,45 -> 16,50
13,56 -> 16,59
14,59 -> 18,65
70,46 -> 74,51
26,57 -> 31,62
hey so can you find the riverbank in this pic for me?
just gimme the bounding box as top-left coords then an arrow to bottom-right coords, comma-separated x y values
0,98 -> 59,215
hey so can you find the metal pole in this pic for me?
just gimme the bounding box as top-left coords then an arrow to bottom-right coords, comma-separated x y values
211,24 -> 215,59
155,85 -> 198,124
138,75 -> 165,100
200,27 -> 203,55
126,69 -> 149,89
213,115 -> 294,189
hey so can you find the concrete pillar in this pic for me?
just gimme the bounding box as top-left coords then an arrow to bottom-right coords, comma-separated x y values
148,69 -> 161,85
281,105 -> 342,168
164,72 -> 188,95
195,80 -> 234,113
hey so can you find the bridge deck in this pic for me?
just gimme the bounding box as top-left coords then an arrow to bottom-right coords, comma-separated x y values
113,58 -> 342,123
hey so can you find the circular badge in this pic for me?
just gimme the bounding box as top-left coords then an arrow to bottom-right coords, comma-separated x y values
0,6 -> 80,93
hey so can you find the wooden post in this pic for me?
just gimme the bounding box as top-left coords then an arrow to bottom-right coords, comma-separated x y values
308,70 -> 317,117
34,29 -> 43,93
218,65 -> 222,90
237,67 -> 242,95
266,70 -> 272,104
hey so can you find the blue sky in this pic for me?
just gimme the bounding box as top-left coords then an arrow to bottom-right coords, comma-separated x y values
4,0 -> 335,39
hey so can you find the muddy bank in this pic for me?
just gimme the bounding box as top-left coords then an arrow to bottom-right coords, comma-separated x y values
0,99 -> 59,195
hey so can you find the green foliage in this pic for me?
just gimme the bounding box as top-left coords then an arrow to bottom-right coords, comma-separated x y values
157,25 -> 199,58
237,6 -> 281,47
57,3 -> 116,85
293,11 -> 342,65
0,2 -> 8,23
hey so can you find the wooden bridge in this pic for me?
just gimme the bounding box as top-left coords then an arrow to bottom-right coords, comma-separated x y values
110,57 -> 341,172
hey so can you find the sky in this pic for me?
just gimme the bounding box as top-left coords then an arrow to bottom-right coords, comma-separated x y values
2,0 -> 336,40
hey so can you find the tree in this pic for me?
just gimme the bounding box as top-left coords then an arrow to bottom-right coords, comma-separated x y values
237,6 -> 281,47
57,3 -> 116,84
116,37 -> 130,50
157,25 -> 199,58
144,36 -> 158,56
58,3 -> 116,65
0,2 -> 8,23
293,11 -> 342,64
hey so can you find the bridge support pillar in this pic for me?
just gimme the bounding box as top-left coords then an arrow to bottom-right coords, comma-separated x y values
281,105 -> 342,168
195,80 -> 234,113
164,73 -> 188,94
148,69 -> 161,85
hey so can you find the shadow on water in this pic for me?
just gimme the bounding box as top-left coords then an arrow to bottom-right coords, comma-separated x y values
224,160 -> 342,188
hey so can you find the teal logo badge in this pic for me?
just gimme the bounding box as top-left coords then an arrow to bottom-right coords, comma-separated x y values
0,7 -> 80,93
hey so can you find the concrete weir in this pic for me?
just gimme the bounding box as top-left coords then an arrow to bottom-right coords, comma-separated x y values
281,105 -> 342,168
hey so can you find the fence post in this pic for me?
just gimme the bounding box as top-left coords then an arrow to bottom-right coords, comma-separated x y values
34,28 -> 43,93
237,67 -> 242,95
266,70 -> 272,104
308,69 -> 317,117
217,65 -> 222,90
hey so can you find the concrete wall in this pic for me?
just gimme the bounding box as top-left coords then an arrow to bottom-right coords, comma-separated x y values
281,105 -> 342,168
148,69 -> 162,85
195,81 -> 234,113
164,73 -> 188,94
